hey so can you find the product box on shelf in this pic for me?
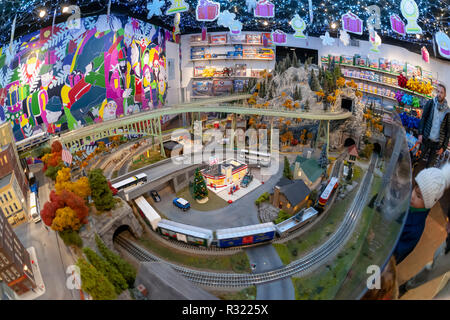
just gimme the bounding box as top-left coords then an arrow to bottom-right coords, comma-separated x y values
202,67 -> 216,78
191,47 -> 206,59
422,69 -> 433,82
406,64 -> 421,78
230,34 -> 245,43
192,80 -> 213,96
190,35 -> 209,44
211,34 -> 227,44
356,56 -> 368,67
340,55 -> 353,65
250,69 -> 262,77
261,33 -> 273,46
227,50 -> 243,58
391,60 -> 405,74
234,64 -> 247,76
243,48 -> 258,58
379,58 -> 391,71
321,56 -> 330,64
213,79 -> 234,95
246,34 -> 262,44
257,48 -> 274,59
233,79 -> 249,92
369,58 -> 379,69
331,55 -> 340,63
194,66 -> 206,77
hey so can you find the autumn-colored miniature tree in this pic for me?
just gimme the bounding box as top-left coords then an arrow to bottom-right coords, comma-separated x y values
336,77 -> 346,88
41,201 -> 60,226
51,207 -> 82,232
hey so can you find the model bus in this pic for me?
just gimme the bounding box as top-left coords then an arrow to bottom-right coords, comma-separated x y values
318,177 -> 339,207
111,173 -> 147,192
134,196 -> 161,231
29,192 -> 41,223
239,149 -> 271,166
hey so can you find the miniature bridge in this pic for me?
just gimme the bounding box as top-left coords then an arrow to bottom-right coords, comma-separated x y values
54,94 -> 352,153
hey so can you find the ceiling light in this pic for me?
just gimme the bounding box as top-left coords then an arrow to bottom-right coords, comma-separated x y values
263,21 -> 268,26
62,6 -> 69,13
331,22 -> 337,29
416,34 -> 421,39
39,9 -> 46,18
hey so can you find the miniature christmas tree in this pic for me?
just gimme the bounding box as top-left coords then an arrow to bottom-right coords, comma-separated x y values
193,168 -> 208,200
310,69 -> 321,92
292,51 -> 299,68
318,143 -> 328,169
283,156 -> 293,180
304,99 -> 310,111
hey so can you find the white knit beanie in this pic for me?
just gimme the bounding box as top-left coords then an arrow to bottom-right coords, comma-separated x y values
415,163 -> 450,209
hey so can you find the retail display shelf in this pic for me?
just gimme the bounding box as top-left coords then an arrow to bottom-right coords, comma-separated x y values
190,42 -> 267,47
190,58 -> 274,62
191,76 -> 260,79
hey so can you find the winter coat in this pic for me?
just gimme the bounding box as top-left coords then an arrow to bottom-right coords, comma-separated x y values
419,98 -> 450,150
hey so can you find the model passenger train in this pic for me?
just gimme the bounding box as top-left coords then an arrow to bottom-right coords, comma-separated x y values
134,196 -> 319,248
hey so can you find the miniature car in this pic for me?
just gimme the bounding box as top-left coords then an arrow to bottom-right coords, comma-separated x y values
173,198 -> 191,211
150,190 -> 161,202
241,174 -> 253,188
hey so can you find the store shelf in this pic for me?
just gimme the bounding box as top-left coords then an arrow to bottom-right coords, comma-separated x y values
359,90 -> 397,102
343,75 -> 433,100
190,58 -> 274,62
190,42 -> 267,47
338,63 -> 402,77
192,76 -> 259,80
191,95 -> 238,99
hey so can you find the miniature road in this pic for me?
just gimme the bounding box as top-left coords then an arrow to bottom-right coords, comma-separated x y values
14,169 -> 79,300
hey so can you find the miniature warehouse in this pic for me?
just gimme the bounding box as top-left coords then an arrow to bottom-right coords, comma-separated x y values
0,0 -> 449,303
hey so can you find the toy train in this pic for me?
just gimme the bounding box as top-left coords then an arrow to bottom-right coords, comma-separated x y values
134,196 -> 318,248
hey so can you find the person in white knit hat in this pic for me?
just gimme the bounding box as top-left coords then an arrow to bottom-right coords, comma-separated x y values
396,163 -> 450,298
394,163 -> 450,264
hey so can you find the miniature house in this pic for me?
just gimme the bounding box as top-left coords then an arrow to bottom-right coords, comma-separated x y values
348,144 -> 358,164
292,156 -> 324,190
272,178 -> 311,215
201,159 -> 248,190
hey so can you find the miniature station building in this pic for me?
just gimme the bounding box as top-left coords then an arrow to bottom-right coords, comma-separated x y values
272,177 -> 311,215
0,207 -> 36,296
201,159 -> 248,191
347,144 -> 358,165
292,156 -> 325,190
163,140 -> 183,157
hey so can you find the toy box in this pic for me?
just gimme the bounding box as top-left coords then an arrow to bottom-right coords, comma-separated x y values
369,58 -> 379,69
230,34 -> 245,43
233,79 -> 248,93
192,80 -> 213,96
261,33 -> 273,47
422,69 -> 433,82
340,55 -> 353,65
227,50 -> 243,58
250,69 -> 262,77
257,48 -> 274,59
246,34 -> 262,44
234,64 -> 247,76
243,48 -> 258,58
194,66 -> 206,77
191,47 -> 206,59
356,55 -> 368,66
211,34 -> 227,44
391,60 -> 405,74
379,58 -> 391,71
213,80 -> 234,95
190,35 -> 209,44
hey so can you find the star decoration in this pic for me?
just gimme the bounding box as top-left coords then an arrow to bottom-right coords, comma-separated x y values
339,29 -> 350,46
320,31 -> 335,46
147,0 -> 165,19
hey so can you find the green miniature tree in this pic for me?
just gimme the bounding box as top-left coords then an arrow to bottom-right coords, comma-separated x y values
318,143 -> 328,169
304,99 -> 310,111
76,258 -> 117,300
283,156 -> 293,180
83,247 -> 128,295
274,209 -> 291,224
88,169 -> 115,212
95,235 -> 137,287
193,168 -> 208,200
292,51 -> 299,68
310,69 -> 321,92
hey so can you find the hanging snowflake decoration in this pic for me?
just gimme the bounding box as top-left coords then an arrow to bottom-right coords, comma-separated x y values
147,0 -> 165,19
246,0 -> 257,13
320,32 -> 335,46
339,30 -> 350,46
217,10 -> 236,28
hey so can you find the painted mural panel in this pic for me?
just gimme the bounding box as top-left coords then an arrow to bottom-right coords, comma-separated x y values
0,15 -> 172,142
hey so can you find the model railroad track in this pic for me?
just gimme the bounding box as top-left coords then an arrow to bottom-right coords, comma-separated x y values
115,154 -> 377,288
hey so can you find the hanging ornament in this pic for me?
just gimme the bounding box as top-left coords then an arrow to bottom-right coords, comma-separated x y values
308,0 -> 313,24
201,25 -> 208,41
320,31 -> 335,46
390,14 -> 406,36
435,31 -> 450,59
196,0 -> 220,22
400,0 -> 422,34
217,10 -> 236,28
107,0 -> 112,21
173,13 -> 181,37
254,0 -> 275,18
366,5 -> 381,30
246,0 -> 257,13
339,29 -> 350,46
166,0 -> 190,15
147,0 -> 165,19
290,14 -> 307,39
369,27 -> 382,53
271,30 -> 287,45
341,11 -> 363,35
9,14 -> 16,54
229,20 -> 243,36
421,46 -> 430,63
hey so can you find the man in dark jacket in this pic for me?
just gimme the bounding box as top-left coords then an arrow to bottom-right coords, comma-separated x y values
418,83 -> 450,167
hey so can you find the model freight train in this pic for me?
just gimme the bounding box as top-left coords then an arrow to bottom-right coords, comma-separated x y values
134,196 -> 318,248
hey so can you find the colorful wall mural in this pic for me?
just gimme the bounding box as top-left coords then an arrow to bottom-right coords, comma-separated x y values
0,15 -> 173,142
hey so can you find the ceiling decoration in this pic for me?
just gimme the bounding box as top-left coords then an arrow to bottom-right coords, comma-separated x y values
0,0 -> 449,58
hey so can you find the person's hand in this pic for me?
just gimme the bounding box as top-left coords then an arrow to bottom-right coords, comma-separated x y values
417,135 -> 423,144
437,148 -> 444,156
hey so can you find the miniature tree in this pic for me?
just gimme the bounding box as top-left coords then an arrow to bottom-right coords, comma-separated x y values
283,156 -> 293,180
193,168 -> 208,200
292,51 -> 299,68
318,143 -> 328,169
346,165 -> 353,182
309,70 -> 321,92
76,258 -> 117,300
304,99 -> 310,111
88,169 -> 115,212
